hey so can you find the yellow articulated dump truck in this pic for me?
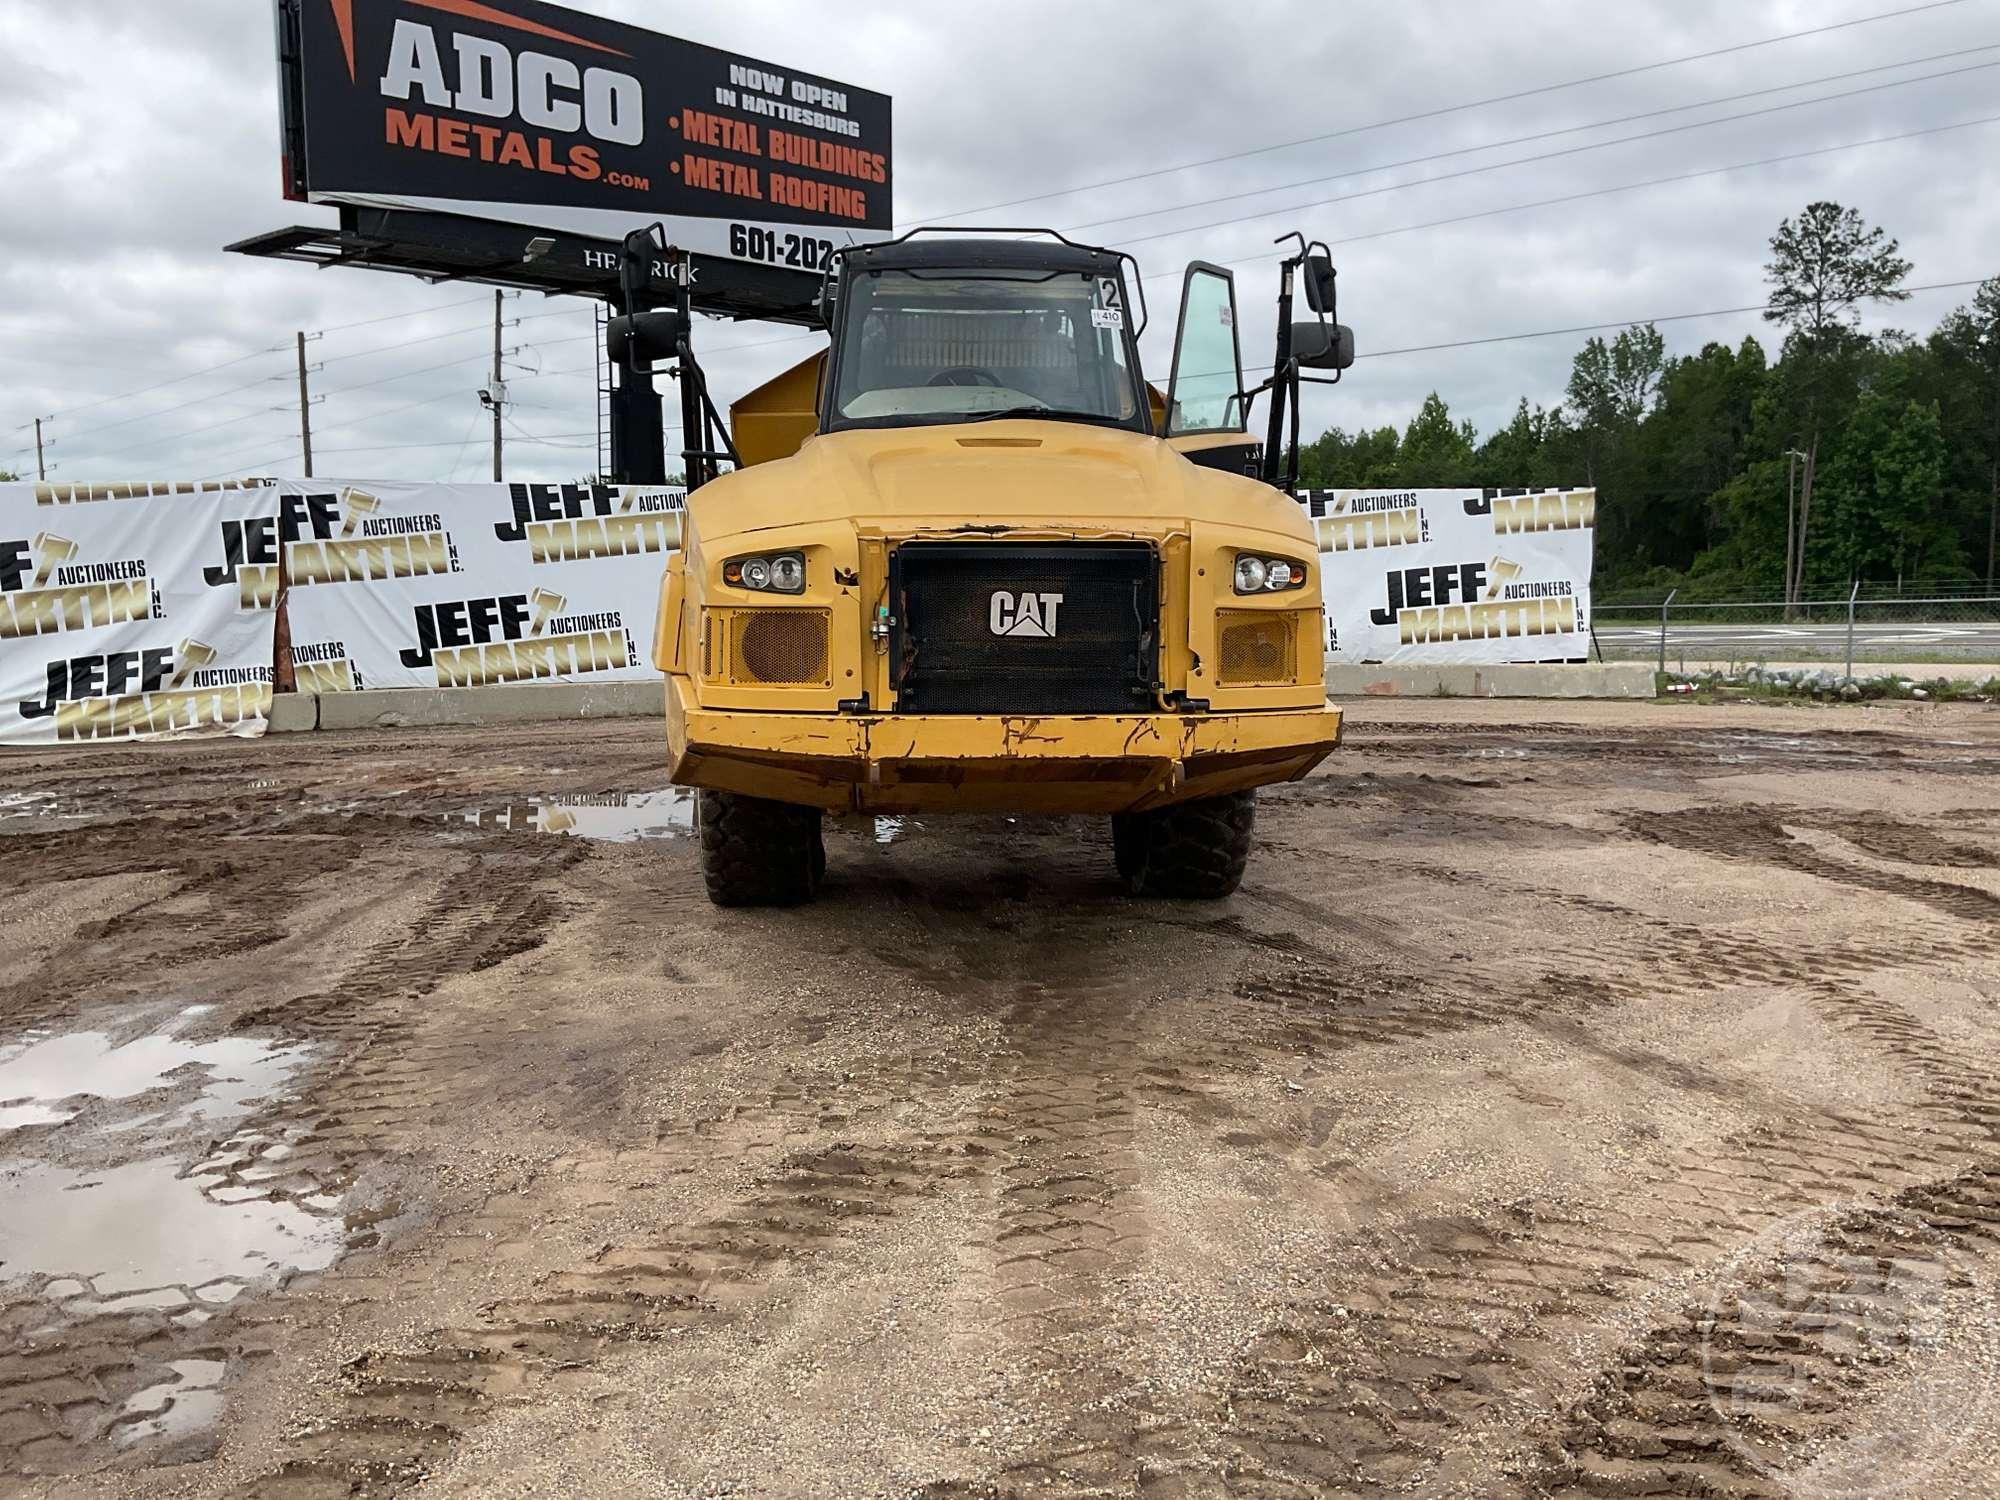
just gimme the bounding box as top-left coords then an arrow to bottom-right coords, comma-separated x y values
645,229 -> 1355,906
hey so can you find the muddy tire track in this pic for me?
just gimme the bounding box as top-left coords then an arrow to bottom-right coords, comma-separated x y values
243,1139 -> 974,1496
1627,806 -> 2000,924
1541,1168 -> 2000,1497
1205,1107 -> 1989,1496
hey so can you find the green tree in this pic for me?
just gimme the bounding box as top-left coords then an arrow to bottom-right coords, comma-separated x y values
1932,277 -> 2000,586
1565,324 -> 1665,481
1473,400 -> 1561,489
1763,201 -> 1911,605
1815,391 -> 1950,586
1296,424 -> 1400,488
0,470 -> 19,483
1394,392 -> 1476,486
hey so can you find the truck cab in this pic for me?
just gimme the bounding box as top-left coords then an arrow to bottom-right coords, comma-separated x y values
651,230 -> 1351,906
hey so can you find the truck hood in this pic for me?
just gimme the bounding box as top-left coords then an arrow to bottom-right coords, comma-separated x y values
691,421 -> 1309,547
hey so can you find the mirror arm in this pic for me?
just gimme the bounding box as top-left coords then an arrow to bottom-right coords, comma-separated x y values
1287,355 -> 1304,493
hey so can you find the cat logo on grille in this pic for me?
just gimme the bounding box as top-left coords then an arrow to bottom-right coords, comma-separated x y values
989,590 -> 1063,639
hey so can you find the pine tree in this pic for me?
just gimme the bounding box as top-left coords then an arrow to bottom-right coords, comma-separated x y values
1762,202 -> 1912,606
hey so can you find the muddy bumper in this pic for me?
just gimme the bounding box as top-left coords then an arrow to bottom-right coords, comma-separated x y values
666,676 -> 1341,814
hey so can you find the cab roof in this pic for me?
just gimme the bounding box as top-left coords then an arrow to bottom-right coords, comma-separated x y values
843,234 -> 1122,278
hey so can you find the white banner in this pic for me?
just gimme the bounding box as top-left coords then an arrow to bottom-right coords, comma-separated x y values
1,482 -> 280,746
271,481 -> 682,692
1305,488 -> 1596,665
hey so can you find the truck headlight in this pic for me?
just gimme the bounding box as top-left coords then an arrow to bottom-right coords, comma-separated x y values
724,550 -> 806,594
1234,553 -> 1307,594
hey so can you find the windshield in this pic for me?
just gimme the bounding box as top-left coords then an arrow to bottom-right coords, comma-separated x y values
828,267 -> 1146,430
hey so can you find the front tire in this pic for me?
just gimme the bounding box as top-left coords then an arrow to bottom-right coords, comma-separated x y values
698,790 -> 824,907
1112,790 -> 1256,899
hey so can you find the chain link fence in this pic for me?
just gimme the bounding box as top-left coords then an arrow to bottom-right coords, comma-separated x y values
1592,585 -> 2000,677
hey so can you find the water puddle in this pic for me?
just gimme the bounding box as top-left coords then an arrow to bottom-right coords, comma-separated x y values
1693,733 -> 1861,766
0,1007 -> 311,1133
447,789 -> 696,842
0,1002 -> 346,1460
0,1157 -> 344,1308
874,816 -> 913,844
112,1360 -> 227,1450
0,789 -> 91,829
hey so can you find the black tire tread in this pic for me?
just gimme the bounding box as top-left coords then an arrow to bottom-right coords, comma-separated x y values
1115,791 -> 1255,899
699,790 -> 823,907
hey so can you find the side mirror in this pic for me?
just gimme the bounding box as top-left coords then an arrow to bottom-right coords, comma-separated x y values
608,308 -> 686,367
1292,321 -> 1355,371
1303,254 -> 1337,316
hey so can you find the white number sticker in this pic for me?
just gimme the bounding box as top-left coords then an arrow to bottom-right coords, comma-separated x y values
1091,307 -> 1124,329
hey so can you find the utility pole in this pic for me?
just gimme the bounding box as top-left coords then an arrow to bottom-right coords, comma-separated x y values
296,331 -> 315,478
491,289 -> 505,482
33,417 -> 47,481
1782,447 -> 1808,615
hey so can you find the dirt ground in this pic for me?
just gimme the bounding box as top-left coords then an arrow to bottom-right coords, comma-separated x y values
2,697 -> 1998,1499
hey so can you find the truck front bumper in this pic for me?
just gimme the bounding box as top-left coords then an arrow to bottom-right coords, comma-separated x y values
666,676 -> 1341,815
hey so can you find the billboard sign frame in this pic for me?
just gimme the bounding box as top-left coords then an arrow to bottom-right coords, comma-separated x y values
271,0 -> 893,269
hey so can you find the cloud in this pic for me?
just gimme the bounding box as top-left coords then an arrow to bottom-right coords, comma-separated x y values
2,0 -> 1995,482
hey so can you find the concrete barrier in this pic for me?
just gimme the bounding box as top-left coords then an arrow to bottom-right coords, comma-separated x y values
276,681 -> 664,732
266,693 -> 320,734
1324,662 -> 1657,699
266,662 -> 1654,734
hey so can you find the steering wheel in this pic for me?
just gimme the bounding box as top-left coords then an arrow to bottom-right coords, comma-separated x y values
927,366 -> 1005,388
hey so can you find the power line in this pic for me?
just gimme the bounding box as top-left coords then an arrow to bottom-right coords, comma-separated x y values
196,439 -> 305,481
21,10 -> 1965,443
74,396 -> 312,462
317,293 -> 493,335
505,416 -> 597,450
316,318 -> 504,368
685,110 -> 1998,367
908,0 -> 1974,223
13,307 -> 578,439
39,367 -> 300,446
1312,111 -> 2000,254
1067,44 -> 2000,236
1118,110 -> 2000,252
322,349 -> 502,397
31,344 -> 287,424
1348,276 -> 1993,364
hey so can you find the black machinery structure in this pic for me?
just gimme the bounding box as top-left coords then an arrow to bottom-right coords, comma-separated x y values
231,207 -> 825,489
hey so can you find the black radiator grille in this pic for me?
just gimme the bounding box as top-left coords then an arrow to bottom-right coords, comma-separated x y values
891,542 -> 1159,714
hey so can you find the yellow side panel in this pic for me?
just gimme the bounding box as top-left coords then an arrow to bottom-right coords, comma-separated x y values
730,349 -> 827,466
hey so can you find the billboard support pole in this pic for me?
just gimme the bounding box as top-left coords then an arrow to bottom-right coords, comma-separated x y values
610,228 -> 668,487
678,275 -> 704,492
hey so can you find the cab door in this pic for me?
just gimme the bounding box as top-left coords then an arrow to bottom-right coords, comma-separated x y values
1164,262 -> 1260,477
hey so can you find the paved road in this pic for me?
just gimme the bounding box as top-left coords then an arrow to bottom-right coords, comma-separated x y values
1596,618 -> 2000,661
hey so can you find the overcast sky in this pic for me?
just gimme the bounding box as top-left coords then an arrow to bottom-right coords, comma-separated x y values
2,0 -> 1996,484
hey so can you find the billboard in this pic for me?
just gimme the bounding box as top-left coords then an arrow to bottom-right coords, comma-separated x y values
276,0 -> 892,268
1307,488 -> 1596,664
